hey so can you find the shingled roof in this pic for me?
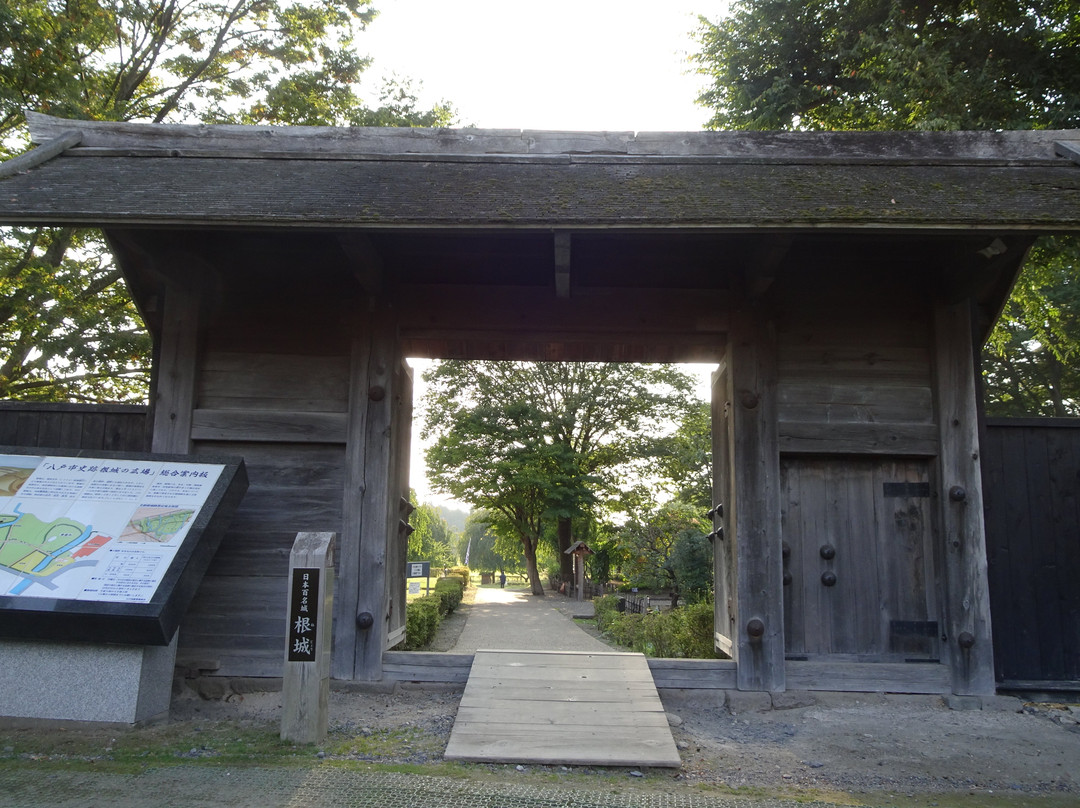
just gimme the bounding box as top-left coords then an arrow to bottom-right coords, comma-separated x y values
1,113 -> 1079,232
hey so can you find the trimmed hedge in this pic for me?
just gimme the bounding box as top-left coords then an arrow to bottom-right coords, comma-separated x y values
403,594 -> 442,650
434,576 -> 464,615
447,565 -> 471,587
594,595 -> 719,659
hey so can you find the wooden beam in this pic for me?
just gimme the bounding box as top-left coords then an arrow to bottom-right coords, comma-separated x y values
934,299 -> 995,696
332,319 -> 372,680
347,308 -> 399,682
554,232 -> 571,298
730,302 -> 785,692
190,409 -> 347,443
0,129 -> 81,179
151,283 -> 200,453
397,284 -> 730,353
338,234 -> 384,296
778,421 -> 938,456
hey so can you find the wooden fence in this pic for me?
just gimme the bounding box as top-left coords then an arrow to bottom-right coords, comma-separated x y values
0,401 -> 150,453
982,418 -> 1080,690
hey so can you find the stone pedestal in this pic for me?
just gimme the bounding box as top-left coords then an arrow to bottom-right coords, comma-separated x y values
0,633 -> 177,724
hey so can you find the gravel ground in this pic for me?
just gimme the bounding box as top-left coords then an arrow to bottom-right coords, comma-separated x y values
166,681 -> 1080,798
3,587 -> 1079,805
164,587 -> 1080,799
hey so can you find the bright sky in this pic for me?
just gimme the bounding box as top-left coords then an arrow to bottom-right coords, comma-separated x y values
359,1 -> 724,509
360,0 -> 719,132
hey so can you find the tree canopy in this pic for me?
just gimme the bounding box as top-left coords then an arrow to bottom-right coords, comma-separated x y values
422,360 -> 701,594
693,0 -> 1080,416
694,0 -> 1080,132
0,0 -> 453,401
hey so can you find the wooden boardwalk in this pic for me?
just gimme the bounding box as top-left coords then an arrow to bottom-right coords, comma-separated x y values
444,649 -> 682,768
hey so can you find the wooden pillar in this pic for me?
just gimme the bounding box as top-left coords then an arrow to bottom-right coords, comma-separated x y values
711,361 -> 736,658
729,304 -> 785,692
150,282 -> 200,454
934,299 -> 996,696
386,360 -> 414,650
332,306 -> 400,681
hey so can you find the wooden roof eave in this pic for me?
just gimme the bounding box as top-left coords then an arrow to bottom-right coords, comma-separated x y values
1,154 -> 1079,233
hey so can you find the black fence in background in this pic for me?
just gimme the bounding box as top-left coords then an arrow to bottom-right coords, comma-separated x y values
982,418 -> 1080,690
0,401 -> 150,453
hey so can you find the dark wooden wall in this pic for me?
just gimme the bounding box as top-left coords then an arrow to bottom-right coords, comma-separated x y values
982,418 -> 1080,689
0,401 -> 149,452
176,292 -> 355,677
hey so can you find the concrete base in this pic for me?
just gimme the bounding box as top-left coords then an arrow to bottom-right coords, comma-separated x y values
0,634 -> 177,724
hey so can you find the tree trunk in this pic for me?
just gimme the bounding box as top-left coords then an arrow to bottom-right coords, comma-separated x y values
521,537 -> 545,596
557,517 -> 574,582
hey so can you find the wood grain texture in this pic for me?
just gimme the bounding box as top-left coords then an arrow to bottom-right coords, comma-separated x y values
444,650 -> 681,767
934,300 -> 995,696
729,302 -> 785,692
281,532 -> 335,744
151,283 -> 200,453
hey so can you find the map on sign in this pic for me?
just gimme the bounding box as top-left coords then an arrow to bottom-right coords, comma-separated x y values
0,455 -> 224,603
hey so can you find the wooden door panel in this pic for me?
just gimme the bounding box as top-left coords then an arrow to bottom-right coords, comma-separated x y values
782,457 -> 938,661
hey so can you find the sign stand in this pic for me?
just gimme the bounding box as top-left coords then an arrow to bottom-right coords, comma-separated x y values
281,532 -> 335,744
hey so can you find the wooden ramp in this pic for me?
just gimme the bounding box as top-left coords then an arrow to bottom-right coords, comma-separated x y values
444,649 -> 682,768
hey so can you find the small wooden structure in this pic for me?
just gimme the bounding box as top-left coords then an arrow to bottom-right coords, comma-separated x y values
2,114 -> 1080,695
564,540 -> 592,601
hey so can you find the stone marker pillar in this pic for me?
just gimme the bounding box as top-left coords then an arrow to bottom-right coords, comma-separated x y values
281,532 -> 335,744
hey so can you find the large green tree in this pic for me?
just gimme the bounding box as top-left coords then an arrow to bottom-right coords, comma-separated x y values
0,0 -> 453,401
422,360 -> 700,585
693,0 -> 1080,415
694,0 -> 1080,132
425,399 -> 594,595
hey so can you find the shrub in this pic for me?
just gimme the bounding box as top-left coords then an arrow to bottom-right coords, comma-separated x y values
433,576 -> 464,615
403,595 -> 442,650
593,594 -> 719,659
447,565 -> 471,587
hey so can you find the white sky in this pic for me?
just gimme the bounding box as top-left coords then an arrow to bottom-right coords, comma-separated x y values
360,0 -> 718,132
359,1 -> 724,508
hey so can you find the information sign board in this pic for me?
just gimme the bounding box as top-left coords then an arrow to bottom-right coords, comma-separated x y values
407,561 -> 430,578
0,447 -> 247,645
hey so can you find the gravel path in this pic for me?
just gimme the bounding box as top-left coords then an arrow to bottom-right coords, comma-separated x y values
448,586 -> 611,654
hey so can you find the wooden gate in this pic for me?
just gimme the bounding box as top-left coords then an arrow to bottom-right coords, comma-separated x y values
781,457 -> 943,662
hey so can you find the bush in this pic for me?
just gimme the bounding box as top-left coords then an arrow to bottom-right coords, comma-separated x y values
434,576 -> 464,615
594,594 -> 719,659
403,595 -> 442,650
447,565 -> 471,588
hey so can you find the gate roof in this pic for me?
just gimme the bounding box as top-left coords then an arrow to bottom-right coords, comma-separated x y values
2,113 -> 1079,232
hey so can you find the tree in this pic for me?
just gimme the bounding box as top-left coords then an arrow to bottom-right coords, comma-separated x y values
653,400 -> 712,510
425,400 -> 594,594
694,0 -> 1080,132
619,501 -> 712,608
422,360 -> 700,582
407,494 -> 455,568
692,1 -> 1080,415
0,0 -> 454,401
983,236 -> 1080,416
458,510 -> 521,577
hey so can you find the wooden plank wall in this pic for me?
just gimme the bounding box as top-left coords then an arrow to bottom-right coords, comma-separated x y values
983,418 -> 1080,688
774,283 -> 936,457
176,297 -> 353,677
0,402 -> 149,453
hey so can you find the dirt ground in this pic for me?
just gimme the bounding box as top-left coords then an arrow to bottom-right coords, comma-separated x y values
165,677 -> 1080,799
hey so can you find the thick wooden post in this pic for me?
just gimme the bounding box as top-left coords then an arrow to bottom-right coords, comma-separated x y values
934,300 -> 996,696
730,304 -> 785,692
281,532 -> 335,743
151,283 -> 200,454
332,306 -> 399,681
